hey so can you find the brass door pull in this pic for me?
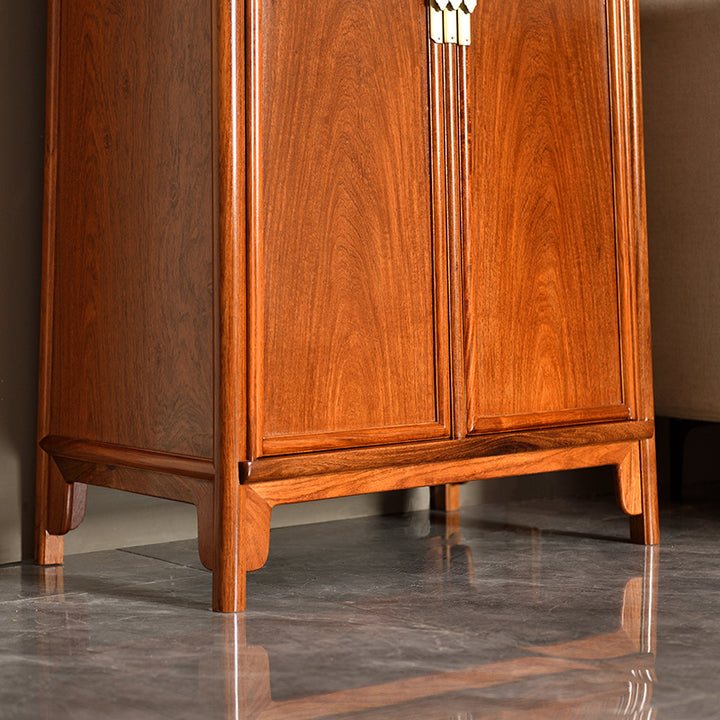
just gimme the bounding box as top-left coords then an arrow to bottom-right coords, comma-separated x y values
430,0 -> 476,46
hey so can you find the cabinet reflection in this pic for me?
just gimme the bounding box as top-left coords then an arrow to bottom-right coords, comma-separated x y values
31,518 -> 658,720
221,532 -> 657,719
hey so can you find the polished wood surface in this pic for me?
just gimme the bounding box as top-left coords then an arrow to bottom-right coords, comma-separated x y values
257,1 -> 450,455
215,0 -> 248,613
245,420 -> 653,482
49,0 -> 215,458
35,0 -> 70,564
462,0 -> 625,433
36,0 -> 659,610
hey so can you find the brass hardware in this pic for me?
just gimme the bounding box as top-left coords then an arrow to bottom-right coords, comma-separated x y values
430,0 -> 477,46
430,0 -> 445,43
443,5 -> 458,45
458,0 -> 476,46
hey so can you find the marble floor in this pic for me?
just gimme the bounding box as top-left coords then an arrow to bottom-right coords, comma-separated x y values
1,496 -> 718,719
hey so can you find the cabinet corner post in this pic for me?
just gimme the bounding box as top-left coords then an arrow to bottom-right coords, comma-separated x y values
212,0 -> 248,612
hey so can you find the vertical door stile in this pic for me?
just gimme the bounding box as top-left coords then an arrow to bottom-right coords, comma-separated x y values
456,45 -> 472,440
607,0 -> 652,423
246,0 -> 263,461
443,43 -> 468,439
627,0 -> 654,425
607,0 -> 635,421
430,36 -> 454,439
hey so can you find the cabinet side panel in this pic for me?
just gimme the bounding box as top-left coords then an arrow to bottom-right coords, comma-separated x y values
464,0 -> 625,431
259,2 -> 448,451
50,1 -> 215,458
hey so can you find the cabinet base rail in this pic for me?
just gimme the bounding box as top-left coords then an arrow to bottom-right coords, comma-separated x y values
36,420 -> 659,611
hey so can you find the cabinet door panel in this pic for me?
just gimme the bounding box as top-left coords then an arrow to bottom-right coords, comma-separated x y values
462,0 -> 628,433
256,3 -> 449,455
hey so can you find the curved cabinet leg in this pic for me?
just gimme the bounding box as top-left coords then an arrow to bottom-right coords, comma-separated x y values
35,454 -> 88,565
35,458 -> 65,566
196,489 -> 215,571
245,489 -> 272,572
616,438 -> 659,545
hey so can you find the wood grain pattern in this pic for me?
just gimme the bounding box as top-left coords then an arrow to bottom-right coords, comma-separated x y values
249,441 -> 640,511
608,0 -> 655,423
213,0 -> 247,611
51,458 -> 211,506
50,0 -> 215,458
462,0 -> 625,432
40,436 -> 216,480
256,0 -> 450,454
248,420 -> 653,483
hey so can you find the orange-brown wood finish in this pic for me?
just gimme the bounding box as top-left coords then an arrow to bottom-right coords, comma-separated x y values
257,2 -> 451,456
36,0 -> 658,611
35,0 -> 70,566
462,0 -> 625,433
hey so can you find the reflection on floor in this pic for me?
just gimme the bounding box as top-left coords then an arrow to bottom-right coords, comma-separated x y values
2,496 -> 719,718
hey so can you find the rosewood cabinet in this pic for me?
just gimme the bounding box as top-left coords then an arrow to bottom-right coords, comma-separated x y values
36,0 -> 659,611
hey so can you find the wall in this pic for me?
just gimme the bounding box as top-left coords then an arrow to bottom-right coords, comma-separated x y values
642,0 -> 720,422
0,0 -> 46,563
642,0 -> 720,499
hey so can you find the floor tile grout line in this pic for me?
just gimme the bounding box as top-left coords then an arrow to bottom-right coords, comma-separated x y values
118,547 -> 209,574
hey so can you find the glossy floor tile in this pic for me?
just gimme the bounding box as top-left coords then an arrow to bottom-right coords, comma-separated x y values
2,496 -> 720,718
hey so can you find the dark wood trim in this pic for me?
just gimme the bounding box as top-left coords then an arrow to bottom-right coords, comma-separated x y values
41,436 -> 215,480
252,440 -> 640,509
249,420 -> 654,482
607,0 -> 651,421
468,405 -> 632,435
52,459 -> 211,505
35,0 -> 71,560
262,421 -> 450,457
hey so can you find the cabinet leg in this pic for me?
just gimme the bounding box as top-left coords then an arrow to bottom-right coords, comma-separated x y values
616,438 -> 659,545
35,455 -> 87,565
196,490 -> 215,571
211,486 -> 274,611
430,483 -> 462,512
212,479 -> 246,613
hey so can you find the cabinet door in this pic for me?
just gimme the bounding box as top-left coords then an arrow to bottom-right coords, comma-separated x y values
461,0 -> 631,434
253,3 -> 450,455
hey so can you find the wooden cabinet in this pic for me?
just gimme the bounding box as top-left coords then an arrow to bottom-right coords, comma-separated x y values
36,0 -> 658,611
